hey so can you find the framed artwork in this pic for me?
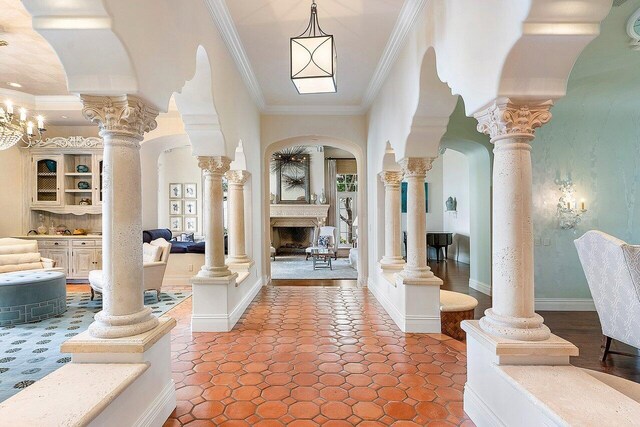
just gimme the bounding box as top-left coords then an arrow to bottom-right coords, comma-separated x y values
184,183 -> 197,199
401,182 -> 429,213
169,216 -> 183,232
169,183 -> 182,199
184,200 -> 197,215
184,216 -> 198,232
170,200 -> 182,215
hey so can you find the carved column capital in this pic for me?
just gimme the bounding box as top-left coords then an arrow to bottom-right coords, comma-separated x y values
379,170 -> 404,188
475,99 -> 553,142
225,169 -> 250,186
81,95 -> 158,141
198,156 -> 232,176
399,157 -> 434,178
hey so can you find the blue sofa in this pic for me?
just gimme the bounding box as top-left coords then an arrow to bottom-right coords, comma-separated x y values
143,229 -> 227,255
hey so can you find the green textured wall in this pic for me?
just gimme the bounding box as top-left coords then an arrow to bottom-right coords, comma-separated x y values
532,1 -> 640,299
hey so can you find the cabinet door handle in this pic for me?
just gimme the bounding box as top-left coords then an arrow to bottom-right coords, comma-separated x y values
81,242 -> 86,245
54,242 -> 59,246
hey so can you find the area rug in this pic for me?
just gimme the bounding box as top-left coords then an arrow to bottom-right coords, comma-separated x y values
271,255 -> 358,280
0,290 -> 191,403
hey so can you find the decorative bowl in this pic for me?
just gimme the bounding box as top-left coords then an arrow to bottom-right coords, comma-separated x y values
79,198 -> 92,205
78,181 -> 90,189
76,164 -> 89,173
44,160 -> 57,172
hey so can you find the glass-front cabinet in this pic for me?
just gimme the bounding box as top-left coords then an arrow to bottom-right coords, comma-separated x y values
31,154 -> 63,206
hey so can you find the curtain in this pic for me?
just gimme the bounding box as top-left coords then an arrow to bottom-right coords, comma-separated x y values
325,159 -> 337,226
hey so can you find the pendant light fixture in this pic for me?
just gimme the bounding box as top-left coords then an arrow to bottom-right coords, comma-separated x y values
290,0 -> 337,94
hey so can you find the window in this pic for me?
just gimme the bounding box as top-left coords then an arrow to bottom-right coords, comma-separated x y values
336,173 -> 357,192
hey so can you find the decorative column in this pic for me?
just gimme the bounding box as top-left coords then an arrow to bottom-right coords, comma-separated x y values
399,158 -> 436,280
225,169 -> 251,266
379,170 -> 405,270
475,98 -> 552,341
81,95 -> 160,339
197,156 -> 232,278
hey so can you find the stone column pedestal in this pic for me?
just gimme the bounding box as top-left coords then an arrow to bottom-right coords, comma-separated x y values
379,170 -> 405,271
475,99 -> 553,341
81,95 -> 159,339
225,169 -> 252,268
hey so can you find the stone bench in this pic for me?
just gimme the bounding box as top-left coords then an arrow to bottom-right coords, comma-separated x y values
0,270 -> 66,326
0,363 -> 148,426
440,290 -> 478,340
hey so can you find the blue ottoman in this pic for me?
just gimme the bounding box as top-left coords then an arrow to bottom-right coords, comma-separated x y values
0,271 -> 67,326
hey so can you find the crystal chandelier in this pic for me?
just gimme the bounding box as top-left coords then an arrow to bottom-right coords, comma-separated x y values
290,0 -> 337,94
0,100 -> 46,150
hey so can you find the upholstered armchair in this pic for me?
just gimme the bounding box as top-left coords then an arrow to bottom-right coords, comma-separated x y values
89,238 -> 172,301
305,226 -> 339,260
575,230 -> 640,361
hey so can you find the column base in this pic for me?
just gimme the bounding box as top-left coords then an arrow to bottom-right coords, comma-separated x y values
480,308 -> 551,341
379,257 -> 405,271
396,268 -> 438,284
88,306 -> 159,339
226,256 -> 253,271
197,265 -> 232,278
192,272 -> 261,332
60,317 -> 177,426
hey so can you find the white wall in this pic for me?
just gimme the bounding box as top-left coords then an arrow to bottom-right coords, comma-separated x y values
443,149 -> 470,264
158,146 -> 202,236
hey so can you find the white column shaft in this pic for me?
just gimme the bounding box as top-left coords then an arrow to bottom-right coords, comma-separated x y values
380,171 -> 404,269
225,170 -> 250,264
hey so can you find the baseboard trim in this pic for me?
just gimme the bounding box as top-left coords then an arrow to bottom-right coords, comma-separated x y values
405,314 -> 441,333
229,278 -> 263,327
469,279 -> 491,296
535,298 -> 595,311
367,278 -> 405,331
134,380 -> 176,427
464,385 -> 506,427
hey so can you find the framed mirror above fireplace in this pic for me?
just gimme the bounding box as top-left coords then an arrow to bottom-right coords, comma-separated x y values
272,146 -> 311,204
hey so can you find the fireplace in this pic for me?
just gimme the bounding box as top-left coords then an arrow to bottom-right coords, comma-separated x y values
272,226 -> 314,255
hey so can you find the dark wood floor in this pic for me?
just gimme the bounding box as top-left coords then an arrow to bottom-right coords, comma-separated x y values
430,259 -> 640,383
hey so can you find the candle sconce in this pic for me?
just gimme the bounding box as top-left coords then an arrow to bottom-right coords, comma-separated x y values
555,178 -> 587,230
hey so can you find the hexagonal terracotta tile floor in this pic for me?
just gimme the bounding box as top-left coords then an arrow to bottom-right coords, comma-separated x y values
163,286 -> 474,426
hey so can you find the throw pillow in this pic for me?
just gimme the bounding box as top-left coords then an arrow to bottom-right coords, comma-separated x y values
318,235 -> 331,248
143,242 -> 162,263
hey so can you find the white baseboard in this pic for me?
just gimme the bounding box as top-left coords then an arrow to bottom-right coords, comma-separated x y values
469,279 -> 491,296
464,385 -> 506,427
135,380 -> 176,427
367,278 -> 405,331
405,314 -> 441,333
535,298 -> 595,311
229,277 -> 263,327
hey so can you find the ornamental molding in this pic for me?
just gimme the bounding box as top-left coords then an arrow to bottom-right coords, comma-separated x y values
379,170 -> 404,187
270,204 -> 330,219
225,169 -> 250,185
198,156 -> 232,175
81,95 -> 159,140
399,157 -> 434,177
475,99 -> 553,142
25,136 -> 103,149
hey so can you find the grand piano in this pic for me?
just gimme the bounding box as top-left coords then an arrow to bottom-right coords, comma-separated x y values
403,231 -> 453,263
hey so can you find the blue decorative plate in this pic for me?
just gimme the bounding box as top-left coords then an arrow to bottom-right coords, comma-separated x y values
77,181 -> 90,190
44,160 -> 56,173
76,165 -> 89,173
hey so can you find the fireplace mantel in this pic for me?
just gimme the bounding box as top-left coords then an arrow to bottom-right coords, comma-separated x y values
270,204 -> 330,219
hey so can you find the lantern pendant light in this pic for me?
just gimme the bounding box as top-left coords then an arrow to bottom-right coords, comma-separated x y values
290,0 -> 337,94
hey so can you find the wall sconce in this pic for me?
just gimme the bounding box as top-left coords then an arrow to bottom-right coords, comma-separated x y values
555,178 -> 587,229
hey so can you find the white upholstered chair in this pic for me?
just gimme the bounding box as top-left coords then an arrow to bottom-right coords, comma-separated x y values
575,230 -> 640,361
305,226 -> 338,260
89,238 -> 172,301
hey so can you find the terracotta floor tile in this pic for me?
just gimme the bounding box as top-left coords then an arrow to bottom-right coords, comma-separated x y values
165,287 -> 474,426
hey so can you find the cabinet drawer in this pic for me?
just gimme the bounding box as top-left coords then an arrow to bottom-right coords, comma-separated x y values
39,240 -> 68,248
71,239 -> 100,248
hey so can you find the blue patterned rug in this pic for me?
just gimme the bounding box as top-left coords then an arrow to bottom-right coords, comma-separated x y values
0,290 -> 191,403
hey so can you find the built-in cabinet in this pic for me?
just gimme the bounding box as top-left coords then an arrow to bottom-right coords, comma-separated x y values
22,137 -> 105,281
27,237 -> 102,280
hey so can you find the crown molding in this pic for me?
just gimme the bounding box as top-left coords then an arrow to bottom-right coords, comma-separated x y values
204,0 -> 266,110
262,104 -> 365,116
361,0 -> 428,109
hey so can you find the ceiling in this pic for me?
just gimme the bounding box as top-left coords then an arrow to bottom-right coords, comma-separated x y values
0,0 -> 67,96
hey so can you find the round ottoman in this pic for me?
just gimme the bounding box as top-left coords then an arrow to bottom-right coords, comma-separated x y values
440,290 -> 478,341
0,271 -> 67,326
